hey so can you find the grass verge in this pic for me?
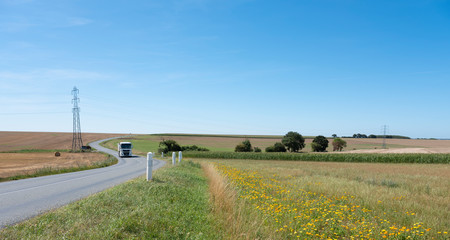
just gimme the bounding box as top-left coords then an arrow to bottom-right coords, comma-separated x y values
206,159 -> 449,239
0,154 -> 117,182
0,161 -> 223,239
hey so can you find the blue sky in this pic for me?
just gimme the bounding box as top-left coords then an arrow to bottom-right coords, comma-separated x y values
1,0 -> 450,138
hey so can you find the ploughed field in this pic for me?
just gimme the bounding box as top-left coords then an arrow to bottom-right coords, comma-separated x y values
0,152 -> 108,179
0,132 -> 123,181
0,131 -> 125,152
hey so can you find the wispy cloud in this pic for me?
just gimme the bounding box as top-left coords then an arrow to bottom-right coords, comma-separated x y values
0,21 -> 36,32
67,17 -> 93,27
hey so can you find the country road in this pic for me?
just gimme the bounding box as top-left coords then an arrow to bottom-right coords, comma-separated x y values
0,137 -> 165,228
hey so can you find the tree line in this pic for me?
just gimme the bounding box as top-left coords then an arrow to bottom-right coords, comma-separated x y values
235,131 -> 347,153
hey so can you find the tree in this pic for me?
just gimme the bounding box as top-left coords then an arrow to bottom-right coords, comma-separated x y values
332,138 -> 347,151
311,135 -> 329,152
332,134 -> 337,138
282,131 -> 305,152
235,139 -> 253,152
265,142 -> 287,152
158,139 -> 181,153
368,134 -> 377,138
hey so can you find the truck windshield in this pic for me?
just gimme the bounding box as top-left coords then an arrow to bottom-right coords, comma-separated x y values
121,144 -> 132,148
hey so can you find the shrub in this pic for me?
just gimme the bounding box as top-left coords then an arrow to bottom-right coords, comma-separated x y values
282,131 -> 305,152
254,147 -> 262,152
158,139 -> 182,153
332,138 -> 347,151
266,142 -> 287,152
181,145 -> 210,152
311,135 -> 328,152
235,140 -> 253,152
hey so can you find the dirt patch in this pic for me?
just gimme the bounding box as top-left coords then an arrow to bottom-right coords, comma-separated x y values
0,131 -> 126,152
0,152 -> 108,178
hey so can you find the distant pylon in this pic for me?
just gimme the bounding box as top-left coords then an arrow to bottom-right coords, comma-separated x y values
71,86 -> 83,151
382,125 -> 387,149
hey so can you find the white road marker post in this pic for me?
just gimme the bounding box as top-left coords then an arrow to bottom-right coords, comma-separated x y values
146,152 -> 153,181
161,152 -> 164,158
172,152 -> 176,165
178,151 -> 182,163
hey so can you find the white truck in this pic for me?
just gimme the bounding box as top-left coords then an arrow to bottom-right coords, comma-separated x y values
118,142 -> 133,157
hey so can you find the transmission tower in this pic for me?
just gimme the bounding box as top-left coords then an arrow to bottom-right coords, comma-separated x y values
71,86 -> 83,151
382,125 -> 388,149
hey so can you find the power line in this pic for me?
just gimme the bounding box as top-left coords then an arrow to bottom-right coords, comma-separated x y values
71,86 -> 83,151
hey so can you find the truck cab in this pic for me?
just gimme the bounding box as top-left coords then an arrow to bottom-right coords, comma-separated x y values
118,142 -> 133,157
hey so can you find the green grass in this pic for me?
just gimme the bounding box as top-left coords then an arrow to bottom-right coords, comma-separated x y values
100,138 -> 161,155
0,161 -> 224,239
183,152 -> 450,163
0,155 -> 118,182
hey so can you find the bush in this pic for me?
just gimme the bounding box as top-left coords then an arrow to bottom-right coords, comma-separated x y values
332,138 -> 347,151
282,131 -> 305,152
266,142 -> 287,152
311,135 -> 328,152
181,145 -> 210,152
254,147 -> 262,152
158,139 -> 181,153
235,139 -> 253,152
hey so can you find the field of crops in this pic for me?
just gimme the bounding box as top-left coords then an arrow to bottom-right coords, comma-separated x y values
208,160 -> 449,239
183,152 -> 450,163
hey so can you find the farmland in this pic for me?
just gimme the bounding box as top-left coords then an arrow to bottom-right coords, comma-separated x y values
0,131 -> 126,152
101,133 -> 450,153
1,132 -> 449,239
0,152 -> 109,180
0,132 -> 123,181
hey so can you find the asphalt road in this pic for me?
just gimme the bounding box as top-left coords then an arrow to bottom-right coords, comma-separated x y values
0,137 -> 165,228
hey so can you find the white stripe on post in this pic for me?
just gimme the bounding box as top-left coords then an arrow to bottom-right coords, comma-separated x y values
172,152 -> 176,165
147,152 -> 153,181
178,151 -> 182,163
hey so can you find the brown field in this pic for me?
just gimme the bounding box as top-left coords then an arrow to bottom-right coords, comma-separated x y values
0,131 -> 126,152
0,152 -> 108,178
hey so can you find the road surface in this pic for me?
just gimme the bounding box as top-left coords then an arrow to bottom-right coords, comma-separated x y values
0,137 -> 165,228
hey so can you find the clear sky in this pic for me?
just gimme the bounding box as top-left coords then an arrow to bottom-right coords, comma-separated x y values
1,0 -> 449,138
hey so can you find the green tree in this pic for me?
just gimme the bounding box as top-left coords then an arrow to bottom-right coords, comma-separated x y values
265,142 -> 287,152
282,131 -> 305,152
158,139 -> 182,153
235,139 -> 253,152
311,135 -> 329,152
332,138 -> 347,151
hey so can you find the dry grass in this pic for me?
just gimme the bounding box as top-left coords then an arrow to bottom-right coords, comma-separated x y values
199,159 -> 449,238
0,131 -> 126,152
203,163 -> 270,240
0,152 -> 108,178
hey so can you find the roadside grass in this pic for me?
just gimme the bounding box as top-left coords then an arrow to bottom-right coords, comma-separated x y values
202,159 -> 449,239
0,161 -> 223,240
0,155 -> 117,182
